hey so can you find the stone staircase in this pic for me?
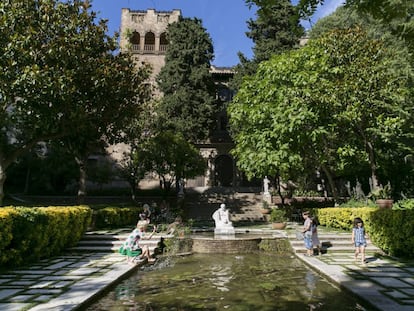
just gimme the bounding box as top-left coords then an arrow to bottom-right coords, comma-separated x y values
186,189 -> 266,223
287,225 -> 383,255
69,189 -> 267,257
68,228 -> 170,256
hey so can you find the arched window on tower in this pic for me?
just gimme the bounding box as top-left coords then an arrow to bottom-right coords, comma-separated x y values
159,32 -> 168,53
129,31 -> 140,52
144,32 -> 155,52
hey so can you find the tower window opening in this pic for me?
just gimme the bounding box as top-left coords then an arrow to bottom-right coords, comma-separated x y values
144,32 -> 155,52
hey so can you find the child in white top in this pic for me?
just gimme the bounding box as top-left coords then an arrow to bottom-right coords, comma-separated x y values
302,211 -> 313,256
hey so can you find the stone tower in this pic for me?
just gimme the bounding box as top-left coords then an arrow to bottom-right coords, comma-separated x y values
120,8 -> 181,80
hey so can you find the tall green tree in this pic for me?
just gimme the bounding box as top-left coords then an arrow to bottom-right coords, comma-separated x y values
309,5 -> 369,38
56,57 -> 151,204
116,98 -> 156,201
309,5 -> 414,194
137,131 -> 207,198
264,0 -> 414,24
302,0 -> 413,50
0,0 -> 150,205
228,27 -> 413,199
246,0 -> 305,63
156,17 -> 216,143
232,0 -> 304,89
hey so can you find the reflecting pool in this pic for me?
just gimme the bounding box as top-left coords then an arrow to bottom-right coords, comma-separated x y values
84,253 -> 371,310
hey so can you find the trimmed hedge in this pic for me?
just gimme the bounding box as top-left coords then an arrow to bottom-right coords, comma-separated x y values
0,204 -> 146,268
316,207 -> 414,258
315,207 -> 376,231
91,205 -> 143,229
369,209 -> 414,258
0,206 -> 92,267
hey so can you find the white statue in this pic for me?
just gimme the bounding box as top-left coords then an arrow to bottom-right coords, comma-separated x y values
263,176 -> 270,195
212,203 -> 233,228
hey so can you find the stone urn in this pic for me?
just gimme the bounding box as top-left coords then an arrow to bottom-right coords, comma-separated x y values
260,201 -> 271,214
269,208 -> 287,230
271,222 -> 287,230
376,199 -> 393,209
260,208 -> 271,214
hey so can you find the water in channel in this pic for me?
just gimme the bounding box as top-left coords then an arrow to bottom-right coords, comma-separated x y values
85,253 -> 372,311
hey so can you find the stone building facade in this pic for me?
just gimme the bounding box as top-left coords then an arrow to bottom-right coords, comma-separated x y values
117,8 -> 258,190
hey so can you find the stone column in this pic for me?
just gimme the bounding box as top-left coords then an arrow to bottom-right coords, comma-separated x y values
155,35 -> 160,53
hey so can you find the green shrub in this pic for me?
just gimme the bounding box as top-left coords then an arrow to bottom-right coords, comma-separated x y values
393,199 -> 414,210
0,206 -> 92,267
369,209 -> 414,257
316,207 -> 376,231
92,206 -> 142,229
0,207 -> 18,265
269,208 -> 288,222
316,207 -> 414,258
338,199 -> 377,208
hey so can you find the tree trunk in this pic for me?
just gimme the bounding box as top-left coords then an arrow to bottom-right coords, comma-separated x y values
76,157 -> 87,205
321,164 -> 338,202
366,141 -> 380,190
0,166 -> 6,206
274,174 -> 285,206
128,173 -> 140,202
129,180 -> 137,202
0,139 -> 51,206
24,167 -> 31,194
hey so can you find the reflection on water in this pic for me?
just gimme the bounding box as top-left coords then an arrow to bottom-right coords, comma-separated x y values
84,253 -> 371,311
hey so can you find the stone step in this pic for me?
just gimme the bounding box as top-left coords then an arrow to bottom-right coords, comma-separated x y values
186,192 -> 265,221
287,233 -> 357,241
69,232 -> 169,254
289,239 -> 375,247
289,237 -> 382,254
75,239 -> 160,248
68,245 -> 159,253
291,244 -> 382,254
80,233 -> 169,241
231,215 -> 267,222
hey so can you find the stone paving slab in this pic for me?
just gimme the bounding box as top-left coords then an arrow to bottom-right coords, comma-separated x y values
298,254 -> 414,311
0,303 -> 31,311
289,223 -> 414,311
28,260 -> 135,311
0,252 -> 139,311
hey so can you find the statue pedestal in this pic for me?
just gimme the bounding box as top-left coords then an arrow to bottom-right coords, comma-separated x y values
214,227 -> 236,239
263,192 -> 272,204
214,227 -> 235,236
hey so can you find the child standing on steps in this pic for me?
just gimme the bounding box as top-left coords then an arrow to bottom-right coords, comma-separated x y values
352,217 -> 367,264
302,211 -> 313,257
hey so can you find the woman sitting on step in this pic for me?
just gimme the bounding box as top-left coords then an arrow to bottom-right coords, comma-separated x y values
119,225 -> 156,264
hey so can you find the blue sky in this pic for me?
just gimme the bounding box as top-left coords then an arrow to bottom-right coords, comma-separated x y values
91,0 -> 343,67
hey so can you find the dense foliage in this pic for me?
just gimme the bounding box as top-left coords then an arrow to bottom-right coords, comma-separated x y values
136,132 -> 207,196
91,206 -> 142,229
232,0 -> 304,90
228,27 -> 413,199
310,5 -> 414,196
156,17 -> 216,143
0,0 -> 151,205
